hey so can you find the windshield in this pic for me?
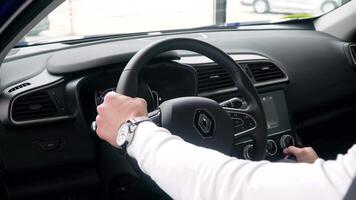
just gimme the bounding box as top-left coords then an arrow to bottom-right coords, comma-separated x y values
20,0 -> 350,46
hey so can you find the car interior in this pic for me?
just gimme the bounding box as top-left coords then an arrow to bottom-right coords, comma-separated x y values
0,0 -> 355,199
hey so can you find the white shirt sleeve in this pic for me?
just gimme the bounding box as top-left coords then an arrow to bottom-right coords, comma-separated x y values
127,121 -> 356,200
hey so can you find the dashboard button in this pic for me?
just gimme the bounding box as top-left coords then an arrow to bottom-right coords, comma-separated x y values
266,139 -> 278,156
33,138 -> 64,153
230,112 -> 239,118
235,125 -> 246,133
233,118 -> 244,127
244,121 -> 255,129
38,139 -> 60,151
225,109 -> 257,135
280,135 -> 295,149
243,144 -> 254,160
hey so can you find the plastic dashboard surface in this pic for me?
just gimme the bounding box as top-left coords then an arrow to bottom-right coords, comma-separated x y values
1,21 -> 356,198
0,28 -> 354,154
1,29 -> 355,120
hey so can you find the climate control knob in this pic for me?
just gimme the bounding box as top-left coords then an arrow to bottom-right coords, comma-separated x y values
243,144 -> 254,160
266,139 -> 278,156
280,135 -> 295,149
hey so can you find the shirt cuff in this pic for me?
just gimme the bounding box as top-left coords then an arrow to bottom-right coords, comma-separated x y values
127,121 -> 165,158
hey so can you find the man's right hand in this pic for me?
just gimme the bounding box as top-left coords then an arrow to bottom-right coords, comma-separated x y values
283,146 -> 319,163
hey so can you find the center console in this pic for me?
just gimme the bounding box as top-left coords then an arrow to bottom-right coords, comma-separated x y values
232,90 -> 297,161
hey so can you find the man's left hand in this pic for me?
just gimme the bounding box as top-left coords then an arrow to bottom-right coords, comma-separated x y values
95,92 -> 148,147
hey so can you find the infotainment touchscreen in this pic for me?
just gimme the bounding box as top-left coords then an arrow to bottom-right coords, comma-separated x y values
259,90 -> 291,135
261,95 -> 280,129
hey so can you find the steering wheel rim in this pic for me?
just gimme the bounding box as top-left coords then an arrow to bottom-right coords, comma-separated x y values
117,37 -> 267,160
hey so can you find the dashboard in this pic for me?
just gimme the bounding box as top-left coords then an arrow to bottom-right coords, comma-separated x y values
79,52 -> 293,160
1,28 -> 356,198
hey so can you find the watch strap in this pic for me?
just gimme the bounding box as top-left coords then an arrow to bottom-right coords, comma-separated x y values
118,116 -> 152,153
128,116 -> 151,125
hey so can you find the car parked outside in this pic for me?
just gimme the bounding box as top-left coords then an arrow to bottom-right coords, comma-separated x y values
240,0 -> 343,14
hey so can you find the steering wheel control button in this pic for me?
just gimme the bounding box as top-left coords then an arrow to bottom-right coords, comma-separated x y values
194,110 -> 215,138
243,144 -> 254,160
233,118 -> 244,127
225,109 -> 257,135
280,134 -> 295,149
266,139 -> 278,156
33,138 -> 64,153
220,97 -> 244,109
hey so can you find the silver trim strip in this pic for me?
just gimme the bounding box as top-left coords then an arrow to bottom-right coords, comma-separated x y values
198,85 -> 237,97
151,90 -> 160,108
148,109 -> 161,119
268,129 -> 292,137
349,44 -> 356,65
179,54 -> 267,64
234,127 -> 256,138
148,109 -> 161,126
234,129 -> 291,146
234,139 -> 253,146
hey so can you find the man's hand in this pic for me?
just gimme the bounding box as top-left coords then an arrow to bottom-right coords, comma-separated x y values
95,92 -> 148,147
283,146 -> 319,163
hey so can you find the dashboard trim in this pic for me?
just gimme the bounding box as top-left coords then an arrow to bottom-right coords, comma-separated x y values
8,79 -> 74,126
179,54 -> 267,64
179,53 -> 289,90
234,129 -> 292,146
238,59 -> 289,87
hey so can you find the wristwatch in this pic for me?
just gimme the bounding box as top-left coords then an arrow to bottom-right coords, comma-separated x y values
116,116 -> 151,152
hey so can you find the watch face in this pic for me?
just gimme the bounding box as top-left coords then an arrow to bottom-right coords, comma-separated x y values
117,123 -> 129,146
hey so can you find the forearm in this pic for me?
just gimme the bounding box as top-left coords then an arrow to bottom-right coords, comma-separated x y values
128,122 -> 355,200
127,121 -> 253,199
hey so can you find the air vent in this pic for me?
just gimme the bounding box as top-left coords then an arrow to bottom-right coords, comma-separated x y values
246,62 -> 286,83
195,64 -> 234,93
8,83 -> 31,93
12,91 -> 58,122
350,45 -> 356,65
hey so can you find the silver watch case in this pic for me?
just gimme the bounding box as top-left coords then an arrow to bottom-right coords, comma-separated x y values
116,116 -> 151,149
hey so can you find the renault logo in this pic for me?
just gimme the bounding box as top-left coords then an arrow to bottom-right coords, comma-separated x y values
194,110 -> 215,138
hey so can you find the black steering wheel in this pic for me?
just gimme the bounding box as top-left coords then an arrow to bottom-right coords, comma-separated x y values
117,38 -> 267,160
